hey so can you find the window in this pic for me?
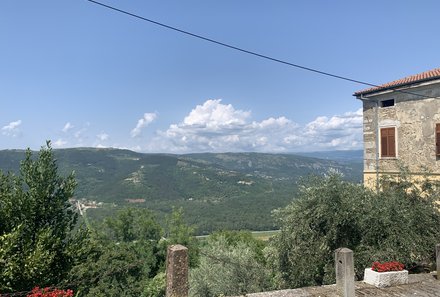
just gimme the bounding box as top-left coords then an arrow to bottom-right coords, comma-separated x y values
380,99 -> 395,107
436,124 -> 440,156
381,127 -> 396,157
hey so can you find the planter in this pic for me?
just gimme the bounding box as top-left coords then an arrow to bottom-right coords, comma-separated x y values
364,268 -> 408,288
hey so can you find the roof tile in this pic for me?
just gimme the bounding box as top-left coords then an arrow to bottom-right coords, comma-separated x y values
354,67 -> 440,96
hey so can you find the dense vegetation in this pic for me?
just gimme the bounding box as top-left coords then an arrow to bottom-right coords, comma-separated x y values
0,148 -> 362,233
0,143 -> 83,292
3,145 -> 438,297
64,207 -> 198,297
190,231 -> 270,297
268,173 -> 440,288
0,145 -> 198,296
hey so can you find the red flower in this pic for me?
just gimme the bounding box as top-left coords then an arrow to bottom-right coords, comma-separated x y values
27,287 -> 73,297
371,261 -> 404,272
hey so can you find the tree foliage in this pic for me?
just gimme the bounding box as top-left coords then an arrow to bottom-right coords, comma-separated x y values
161,207 -> 199,267
190,231 -> 271,297
269,172 -> 440,289
0,142 -> 82,292
66,207 -> 198,297
66,208 -> 163,296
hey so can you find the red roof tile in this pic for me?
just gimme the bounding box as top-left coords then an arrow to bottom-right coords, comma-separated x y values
354,67 -> 440,96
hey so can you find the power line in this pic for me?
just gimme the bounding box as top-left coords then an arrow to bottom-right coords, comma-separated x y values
86,0 -> 376,87
86,0 -> 438,100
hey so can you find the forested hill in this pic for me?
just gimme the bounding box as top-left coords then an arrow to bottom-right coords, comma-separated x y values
0,148 -> 362,233
183,152 -> 362,180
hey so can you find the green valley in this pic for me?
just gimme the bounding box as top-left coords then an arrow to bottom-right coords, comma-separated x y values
0,148 -> 362,234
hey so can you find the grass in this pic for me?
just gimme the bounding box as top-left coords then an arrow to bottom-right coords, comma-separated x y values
251,230 -> 280,241
196,230 -> 280,242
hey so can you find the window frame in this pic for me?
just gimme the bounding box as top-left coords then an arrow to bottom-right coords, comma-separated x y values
380,99 -> 395,108
380,127 -> 397,158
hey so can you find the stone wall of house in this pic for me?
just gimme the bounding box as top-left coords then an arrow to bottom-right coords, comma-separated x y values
362,82 -> 440,185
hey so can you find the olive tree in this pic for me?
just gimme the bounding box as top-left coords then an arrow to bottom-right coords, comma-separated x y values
268,172 -> 440,289
190,231 -> 271,297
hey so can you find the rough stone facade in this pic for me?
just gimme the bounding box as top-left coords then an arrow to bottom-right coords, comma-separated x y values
357,79 -> 440,188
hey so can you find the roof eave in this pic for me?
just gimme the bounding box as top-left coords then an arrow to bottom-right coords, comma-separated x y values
354,77 -> 440,99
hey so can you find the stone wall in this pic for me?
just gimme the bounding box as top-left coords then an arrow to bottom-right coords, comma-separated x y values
361,82 -> 440,186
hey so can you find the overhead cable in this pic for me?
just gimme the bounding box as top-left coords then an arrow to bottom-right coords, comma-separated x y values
86,0 -> 438,100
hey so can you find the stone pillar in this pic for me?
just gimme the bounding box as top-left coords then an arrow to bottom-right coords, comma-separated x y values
436,244 -> 440,279
166,244 -> 189,297
335,248 -> 355,297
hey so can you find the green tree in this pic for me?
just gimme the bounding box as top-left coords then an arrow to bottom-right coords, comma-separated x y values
0,142 -> 83,292
161,207 -> 199,267
66,208 -> 163,297
142,272 -> 166,297
269,173 -> 440,289
209,230 -> 267,264
66,207 -> 199,297
104,207 -> 162,243
190,232 -> 271,297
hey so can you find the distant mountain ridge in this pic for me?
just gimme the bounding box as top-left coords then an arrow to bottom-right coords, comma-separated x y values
294,150 -> 363,163
0,148 -> 362,233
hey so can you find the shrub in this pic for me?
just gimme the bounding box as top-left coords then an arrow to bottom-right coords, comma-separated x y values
190,233 -> 271,297
269,172 -> 440,289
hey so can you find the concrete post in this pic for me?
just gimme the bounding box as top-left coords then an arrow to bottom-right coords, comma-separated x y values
436,244 -> 440,279
166,244 -> 189,297
335,248 -> 355,297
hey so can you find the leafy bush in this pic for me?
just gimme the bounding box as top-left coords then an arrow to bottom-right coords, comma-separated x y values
190,232 -> 271,297
142,272 -> 165,297
65,207 -> 198,297
65,208 -> 164,297
269,173 -> 440,288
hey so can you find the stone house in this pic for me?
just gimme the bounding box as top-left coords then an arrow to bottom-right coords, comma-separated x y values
354,68 -> 440,189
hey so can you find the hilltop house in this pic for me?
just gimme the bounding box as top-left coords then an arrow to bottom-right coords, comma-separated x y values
354,67 -> 440,189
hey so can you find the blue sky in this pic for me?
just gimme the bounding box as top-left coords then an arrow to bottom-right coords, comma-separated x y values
1,0 -> 439,153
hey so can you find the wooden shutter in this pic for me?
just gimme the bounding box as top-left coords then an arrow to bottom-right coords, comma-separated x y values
381,129 -> 388,156
380,127 -> 396,157
388,128 -> 396,157
436,124 -> 440,156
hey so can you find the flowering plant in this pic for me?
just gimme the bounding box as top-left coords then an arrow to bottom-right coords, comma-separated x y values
371,261 -> 405,272
26,287 -> 74,297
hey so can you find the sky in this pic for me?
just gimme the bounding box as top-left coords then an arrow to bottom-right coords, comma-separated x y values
1,0 -> 439,153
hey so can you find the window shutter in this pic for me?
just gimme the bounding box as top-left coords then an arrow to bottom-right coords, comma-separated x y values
380,127 -> 396,158
381,131 -> 388,156
388,128 -> 396,157
436,124 -> 440,156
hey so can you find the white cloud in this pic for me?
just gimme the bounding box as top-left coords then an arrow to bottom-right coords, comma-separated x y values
145,100 -> 363,153
53,138 -> 67,147
62,122 -> 74,133
1,120 -> 22,137
97,132 -> 109,141
182,99 -> 250,128
302,108 -> 363,150
114,145 -> 142,152
130,112 -> 157,138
